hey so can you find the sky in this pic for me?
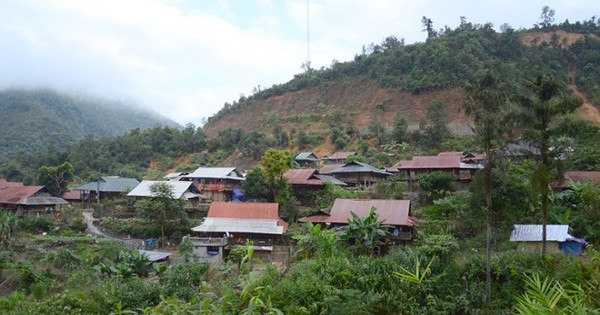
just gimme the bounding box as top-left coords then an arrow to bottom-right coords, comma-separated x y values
0,0 -> 597,126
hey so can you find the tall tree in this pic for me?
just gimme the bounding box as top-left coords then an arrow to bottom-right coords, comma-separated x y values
260,149 -> 293,204
517,75 -> 581,257
136,182 -> 188,247
37,162 -> 75,197
463,70 -> 511,302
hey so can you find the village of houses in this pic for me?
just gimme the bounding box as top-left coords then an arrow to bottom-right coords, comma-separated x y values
0,148 -> 592,265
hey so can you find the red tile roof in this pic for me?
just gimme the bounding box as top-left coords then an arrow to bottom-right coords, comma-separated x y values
283,169 -> 324,186
397,156 -> 461,170
328,199 -> 415,226
319,163 -> 345,174
207,202 -> 288,232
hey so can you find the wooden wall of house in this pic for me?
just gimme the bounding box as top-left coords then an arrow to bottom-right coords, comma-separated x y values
516,242 -> 562,254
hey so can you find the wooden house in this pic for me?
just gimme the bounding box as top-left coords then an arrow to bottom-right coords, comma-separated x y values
0,179 -> 68,213
294,152 -> 320,167
328,161 -> 392,188
74,176 -> 140,203
179,167 -> 244,202
188,202 -> 288,263
389,155 -> 482,189
300,198 -> 416,243
283,168 -> 346,205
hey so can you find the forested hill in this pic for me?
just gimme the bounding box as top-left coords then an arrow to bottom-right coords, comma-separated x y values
0,89 -> 180,158
204,18 -> 600,138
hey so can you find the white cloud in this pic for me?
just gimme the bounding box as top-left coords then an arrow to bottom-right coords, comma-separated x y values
0,0 -> 597,125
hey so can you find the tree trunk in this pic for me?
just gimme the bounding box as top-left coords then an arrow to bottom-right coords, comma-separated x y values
485,162 -> 493,303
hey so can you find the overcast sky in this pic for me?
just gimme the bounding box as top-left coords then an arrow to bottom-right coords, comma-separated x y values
0,0 -> 597,126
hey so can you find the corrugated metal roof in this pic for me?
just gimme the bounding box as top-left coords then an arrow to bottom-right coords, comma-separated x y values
313,175 -> 347,186
0,182 -> 45,205
329,161 -> 392,176
74,177 -> 140,192
127,180 -> 196,199
295,152 -> 319,161
509,225 -> 572,242
328,199 -> 414,226
183,167 -> 244,180
21,196 -> 68,205
319,164 -> 345,175
323,151 -> 356,160
207,202 -> 288,232
63,190 -> 81,200
283,169 -> 323,186
192,218 -> 284,235
397,156 -> 461,169
139,250 -> 171,262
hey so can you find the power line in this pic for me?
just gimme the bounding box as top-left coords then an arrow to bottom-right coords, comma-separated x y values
306,0 -> 310,67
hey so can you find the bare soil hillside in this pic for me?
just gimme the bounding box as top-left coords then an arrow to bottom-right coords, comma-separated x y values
204,76 -> 471,137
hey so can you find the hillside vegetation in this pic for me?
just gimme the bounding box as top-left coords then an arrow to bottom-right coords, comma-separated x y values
204,18 -> 600,138
0,89 -> 179,158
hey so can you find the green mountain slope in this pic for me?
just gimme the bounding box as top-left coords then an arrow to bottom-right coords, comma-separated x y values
0,89 -> 180,158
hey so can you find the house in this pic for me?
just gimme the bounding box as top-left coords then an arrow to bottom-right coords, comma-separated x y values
179,167 -> 244,202
328,161 -> 392,187
300,198 -> 416,243
551,171 -> 600,191
74,176 -> 140,203
509,224 -> 589,256
0,179 -> 68,213
127,180 -> 203,210
283,169 -> 347,205
188,202 -> 288,263
295,152 -> 320,167
390,155 -> 482,189
322,151 -> 357,164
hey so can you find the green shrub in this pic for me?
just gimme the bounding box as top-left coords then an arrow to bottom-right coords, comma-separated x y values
163,263 -> 209,301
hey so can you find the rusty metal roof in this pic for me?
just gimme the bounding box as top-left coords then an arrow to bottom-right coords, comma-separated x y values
0,181 -> 46,205
283,169 -> 323,186
397,156 -> 461,169
207,202 -> 288,232
328,199 -> 414,226
509,225 -> 573,242
319,164 -> 345,175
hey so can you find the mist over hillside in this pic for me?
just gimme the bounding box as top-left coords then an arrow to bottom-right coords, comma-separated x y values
0,88 -> 180,158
